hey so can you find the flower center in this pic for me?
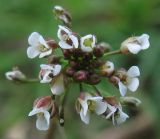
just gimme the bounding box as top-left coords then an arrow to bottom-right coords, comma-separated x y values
38,45 -> 48,52
87,100 -> 96,112
83,38 -> 93,47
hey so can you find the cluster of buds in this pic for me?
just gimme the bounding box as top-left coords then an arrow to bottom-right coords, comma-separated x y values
5,5 -> 150,131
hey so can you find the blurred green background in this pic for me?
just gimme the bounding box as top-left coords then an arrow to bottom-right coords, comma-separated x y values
0,0 -> 160,139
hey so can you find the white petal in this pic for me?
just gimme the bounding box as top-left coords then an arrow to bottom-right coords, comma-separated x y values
39,49 -> 52,58
43,111 -> 50,126
80,109 -> 90,124
127,66 -> 140,77
127,43 -> 142,54
59,41 -> 73,49
115,110 -> 129,125
39,35 -> 49,48
5,72 -> 15,80
51,75 -> 64,95
36,112 -> 50,131
53,64 -> 62,76
28,32 -> 40,46
118,82 -> 127,97
40,64 -> 53,70
138,34 -> 150,50
94,100 -> 107,115
127,78 -> 139,92
106,104 -> 116,119
40,71 -> 52,83
78,99 -> 88,116
27,46 -> 40,58
28,108 -> 45,116
81,45 -> 93,52
70,35 -> 79,48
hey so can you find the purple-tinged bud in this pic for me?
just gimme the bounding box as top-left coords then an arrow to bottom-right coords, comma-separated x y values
65,67 -> 75,77
63,49 -> 73,59
83,53 -> 93,61
46,39 -> 58,49
97,42 -> 111,53
88,73 -> 101,85
48,56 -> 61,64
69,60 -> 78,68
116,68 -> 127,81
104,96 -> 118,106
73,48 -> 84,58
93,42 -> 111,57
109,76 -> 120,86
74,70 -> 88,82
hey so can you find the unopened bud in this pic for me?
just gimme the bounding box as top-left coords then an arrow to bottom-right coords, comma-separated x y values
97,42 -> 111,52
53,5 -> 72,26
48,56 -> 61,64
101,61 -> 114,77
46,39 -> 58,49
93,42 -> 111,57
109,76 -> 120,85
116,68 -> 127,80
88,73 -> 101,85
66,67 -> 75,77
5,67 -> 26,82
74,70 -> 88,82
120,97 -> 141,107
63,49 -> 73,59
104,96 -> 118,106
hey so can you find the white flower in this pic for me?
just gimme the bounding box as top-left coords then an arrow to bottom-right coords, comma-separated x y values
5,69 -> 26,81
28,96 -> 53,131
39,64 -> 61,83
27,32 -> 52,58
57,25 -> 78,49
121,34 -> 150,54
106,103 -> 129,125
118,66 -> 140,96
80,34 -> 96,52
76,93 -> 107,124
51,74 -> 65,95
101,61 -> 114,76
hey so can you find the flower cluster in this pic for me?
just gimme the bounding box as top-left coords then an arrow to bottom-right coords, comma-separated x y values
5,5 -> 150,131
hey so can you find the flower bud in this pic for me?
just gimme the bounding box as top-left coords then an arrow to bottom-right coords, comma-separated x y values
97,42 -> 111,53
104,96 -> 118,106
116,68 -> 127,81
88,73 -> 101,85
5,67 -> 26,82
65,67 -> 75,77
101,61 -> 114,77
109,76 -> 120,86
74,70 -> 88,82
46,39 -> 58,49
53,5 -> 72,26
93,43 -> 111,57
48,56 -> 61,64
120,97 -> 141,107
63,49 -> 73,59
69,60 -> 78,68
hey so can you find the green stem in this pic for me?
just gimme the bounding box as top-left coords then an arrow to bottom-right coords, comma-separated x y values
103,49 -> 121,57
92,86 -> 102,96
21,78 -> 39,83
